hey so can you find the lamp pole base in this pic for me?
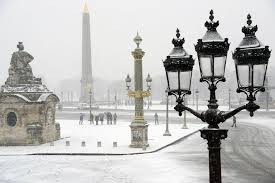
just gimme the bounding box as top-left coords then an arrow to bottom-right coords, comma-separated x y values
163,130 -> 171,136
200,128 -> 228,183
129,122 -> 149,148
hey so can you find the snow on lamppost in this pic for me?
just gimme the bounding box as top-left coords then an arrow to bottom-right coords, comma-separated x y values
163,10 -> 271,183
125,33 -> 151,148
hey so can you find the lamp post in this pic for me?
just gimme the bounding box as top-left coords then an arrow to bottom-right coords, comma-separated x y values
89,89 -> 92,122
195,89 -> 199,111
125,33 -> 151,148
163,88 -> 171,136
182,96 -> 188,129
228,88 -> 231,111
146,74 -> 152,109
163,11 -> 271,183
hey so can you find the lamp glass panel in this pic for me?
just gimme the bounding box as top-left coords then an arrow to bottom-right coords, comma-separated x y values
147,81 -> 151,88
167,71 -> 179,91
180,71 -> 192,91
199,56 -> 212,77
126,81 -> 130,87
237,65 -> 249,87
253,64 -> 267,87
214,56 -> 226,77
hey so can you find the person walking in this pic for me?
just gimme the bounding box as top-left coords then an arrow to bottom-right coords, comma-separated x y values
113,113 -> 117,125
109,113 -> 113,125
231,115 -> 237,128
95,115 -> 99,125
154,113 -> 159,125
79,113 -> 84,125
106,112 -> 110,125
99,113 -> 104,125
89,113 -> 94,125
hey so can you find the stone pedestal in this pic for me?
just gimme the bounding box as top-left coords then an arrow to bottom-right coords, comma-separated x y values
0,42 -> 60,146
130,122 -> 149,148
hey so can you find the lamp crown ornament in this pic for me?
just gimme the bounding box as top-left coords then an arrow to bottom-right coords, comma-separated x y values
146,74 -> 152,82
204,9 -> 219,31
134,32 -> 142,48
172,28 -> 185,48
242,14 -> 258,37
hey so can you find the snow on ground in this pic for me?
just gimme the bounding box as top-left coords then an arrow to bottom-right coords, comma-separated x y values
0,120 -> 205,155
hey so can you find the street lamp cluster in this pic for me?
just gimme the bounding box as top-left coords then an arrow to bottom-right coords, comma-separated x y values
163,10 -> 271,183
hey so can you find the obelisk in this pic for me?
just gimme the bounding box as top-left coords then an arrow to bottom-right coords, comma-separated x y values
80,2 -> 94,103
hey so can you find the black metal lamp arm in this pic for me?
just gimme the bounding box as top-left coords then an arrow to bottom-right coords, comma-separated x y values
219,100 -> 260,122
174,102 -> 204,121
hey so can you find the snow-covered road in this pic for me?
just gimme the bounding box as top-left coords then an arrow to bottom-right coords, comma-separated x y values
0,117 -> 274,183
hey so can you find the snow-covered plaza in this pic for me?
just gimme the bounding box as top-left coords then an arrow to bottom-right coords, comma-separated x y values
0,119 -> 205,155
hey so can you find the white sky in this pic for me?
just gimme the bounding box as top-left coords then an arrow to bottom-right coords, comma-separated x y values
0,0 -> 274,89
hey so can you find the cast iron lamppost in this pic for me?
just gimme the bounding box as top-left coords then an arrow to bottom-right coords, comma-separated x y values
228,88 -> 231,111
125,33 -> 151,148
126,74 -> 131,107
195,89 -> 199,111
182,96 -> 188,129
89,89 -> 92,122
163,88 -> 171,136
146,74 -> 152,109
163,11 -> 271,183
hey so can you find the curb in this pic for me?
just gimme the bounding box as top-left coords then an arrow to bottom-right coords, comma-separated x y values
29,129 -> 201,156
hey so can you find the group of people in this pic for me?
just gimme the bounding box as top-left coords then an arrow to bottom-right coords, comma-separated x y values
79,112 -> 117,125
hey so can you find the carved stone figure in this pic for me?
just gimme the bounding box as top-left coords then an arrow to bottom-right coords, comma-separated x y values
5,42 -> 42,86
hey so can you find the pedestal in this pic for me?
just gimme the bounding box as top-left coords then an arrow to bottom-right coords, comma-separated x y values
130,123 -> 149,148
200,128 -> 228,183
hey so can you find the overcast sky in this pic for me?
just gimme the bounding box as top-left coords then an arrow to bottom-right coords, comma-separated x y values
0,0 -> 274,89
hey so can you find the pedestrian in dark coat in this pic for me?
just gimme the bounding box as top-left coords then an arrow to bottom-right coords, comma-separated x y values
89,113 -> 94,125
232,115 -> 237,128
154,113 -> 159,125
95,115 -> 99,125
79,113 -> 84,125
113,113 -> 117,125
99,113 -> 104,125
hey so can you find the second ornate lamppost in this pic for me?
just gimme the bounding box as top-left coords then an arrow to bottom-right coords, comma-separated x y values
125,33 -> 151,148
146,74 -> 152,109
163,10 -> 271,183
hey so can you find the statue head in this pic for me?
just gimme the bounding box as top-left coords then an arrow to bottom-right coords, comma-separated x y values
17,42 -> 24,51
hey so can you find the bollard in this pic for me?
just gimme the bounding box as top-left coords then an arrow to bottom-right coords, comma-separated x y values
113,142 -> 117,147
81,141 -> 86,147
66,141 -> 70,146
97,141 -> 101,147
142,145 -> 147,151
50,141 -> 54,146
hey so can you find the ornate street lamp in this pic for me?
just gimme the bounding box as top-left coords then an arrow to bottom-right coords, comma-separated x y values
195,10 -> 229,83
146,74 -> 152,90
233,14 -> 271,116
89,89 -> 92,123
125,33 -> 151,148
163,28 -> 195,116
146,74 -> 152,109
163,10 -> 271,183
125,74 -> 131,90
